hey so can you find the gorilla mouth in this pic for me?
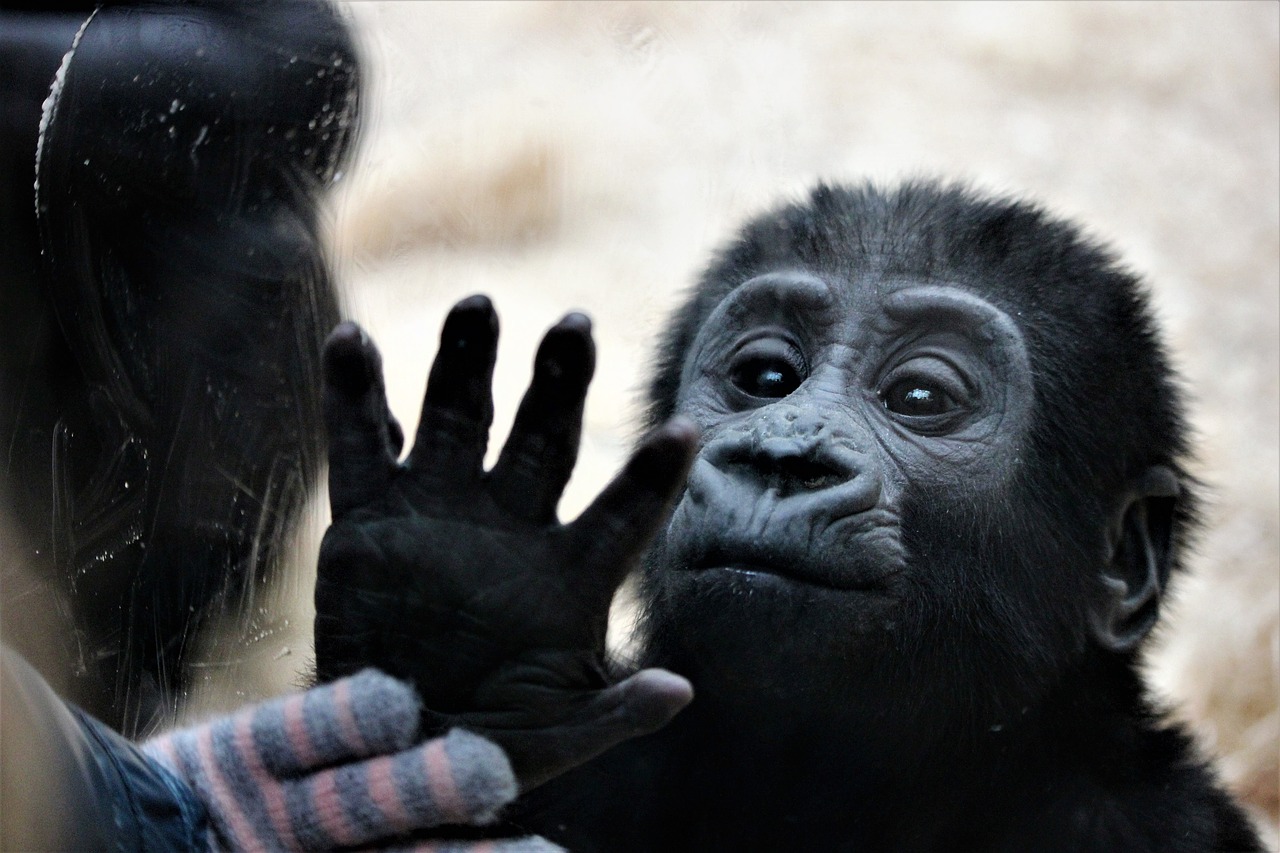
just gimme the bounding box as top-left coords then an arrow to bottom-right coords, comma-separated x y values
706,562 -> 848,591
689,552 -> 895,593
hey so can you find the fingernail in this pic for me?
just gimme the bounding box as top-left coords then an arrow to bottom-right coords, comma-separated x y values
661,416 -> 699,445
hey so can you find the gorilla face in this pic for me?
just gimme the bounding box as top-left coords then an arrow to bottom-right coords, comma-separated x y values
641,269 -> 1041,698
632,183 -> 1188,735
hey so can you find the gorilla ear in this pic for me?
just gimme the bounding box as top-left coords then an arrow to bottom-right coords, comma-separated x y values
1091,466 -> 1180,653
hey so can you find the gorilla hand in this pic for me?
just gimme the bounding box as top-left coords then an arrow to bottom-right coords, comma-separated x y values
315,296 -> 697,791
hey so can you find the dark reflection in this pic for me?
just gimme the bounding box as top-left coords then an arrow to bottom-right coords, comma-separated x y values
0,0 -> 359,734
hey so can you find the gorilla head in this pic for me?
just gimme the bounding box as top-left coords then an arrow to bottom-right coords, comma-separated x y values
637,182 -> 1188,730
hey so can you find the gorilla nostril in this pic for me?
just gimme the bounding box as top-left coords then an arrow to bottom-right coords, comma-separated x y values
718,441 -> 850,494
777,456 -> 844,492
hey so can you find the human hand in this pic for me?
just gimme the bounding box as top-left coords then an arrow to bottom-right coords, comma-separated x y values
314,296 -> 697,790
143,669 -> 556,851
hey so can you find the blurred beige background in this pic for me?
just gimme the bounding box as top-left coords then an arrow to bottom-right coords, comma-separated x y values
185,0 -> 1278,840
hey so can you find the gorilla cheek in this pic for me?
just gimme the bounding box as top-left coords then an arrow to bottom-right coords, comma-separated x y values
894,486 -> 1090,700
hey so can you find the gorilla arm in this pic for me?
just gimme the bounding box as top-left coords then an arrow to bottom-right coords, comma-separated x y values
314,296 -> 698,791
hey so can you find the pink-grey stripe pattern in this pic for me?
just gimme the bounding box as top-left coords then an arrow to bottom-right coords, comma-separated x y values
142,668 -> 545,851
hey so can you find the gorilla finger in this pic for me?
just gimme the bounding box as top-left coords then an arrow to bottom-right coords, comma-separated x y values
314,527 -> 389,682
385,399 -> 405,457
500,669 -> 693,792
323,322 -> 400,518
489,313 -> 596,522
407,295 -> 498,478
588,667 -> 693,740
568,417 -> 699,594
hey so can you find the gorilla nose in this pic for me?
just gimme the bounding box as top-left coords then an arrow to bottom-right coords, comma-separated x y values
702,421 -> 876,501
753,438 -> 847,493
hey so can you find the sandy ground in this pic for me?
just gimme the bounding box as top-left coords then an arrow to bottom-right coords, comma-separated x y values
181,1 -> 1277,840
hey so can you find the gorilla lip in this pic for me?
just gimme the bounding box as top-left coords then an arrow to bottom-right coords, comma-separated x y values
710,562 -> 848,591
688,553 -> 893,593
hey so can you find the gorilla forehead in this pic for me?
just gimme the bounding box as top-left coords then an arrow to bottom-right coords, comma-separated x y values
646,181 -> 1190,495
700,181 -> 1127,312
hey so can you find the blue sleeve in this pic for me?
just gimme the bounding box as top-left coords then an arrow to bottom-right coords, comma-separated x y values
1,645 -> 208,851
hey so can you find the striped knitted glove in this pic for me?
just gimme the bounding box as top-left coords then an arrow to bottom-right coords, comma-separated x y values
142,669 -> 561,852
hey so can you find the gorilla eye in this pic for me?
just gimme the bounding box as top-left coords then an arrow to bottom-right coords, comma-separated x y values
728,338 -> 807,400
882,379 -> 954,416
878,355 -> 973,428
879,371 -> 978,430
731,357 -> 802,398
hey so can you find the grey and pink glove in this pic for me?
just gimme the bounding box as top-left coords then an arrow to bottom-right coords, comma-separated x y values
142,669 -> 559,852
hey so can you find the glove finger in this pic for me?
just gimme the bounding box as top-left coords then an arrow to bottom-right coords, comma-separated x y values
254,670 -> 422,777
145,720 -> 292,852
499,668 -> 693,792
487,313 -> 595,524
406,295 -> 498,480
566,418 -> 698,597
283,729 -> 517,850
324,322 -> 403,520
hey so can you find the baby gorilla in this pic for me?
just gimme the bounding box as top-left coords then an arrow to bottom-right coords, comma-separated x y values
315,182 -> 1262,851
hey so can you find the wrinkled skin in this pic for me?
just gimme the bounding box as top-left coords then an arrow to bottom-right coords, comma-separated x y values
315,296 -> 697,791
642,273 -> 1044,700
